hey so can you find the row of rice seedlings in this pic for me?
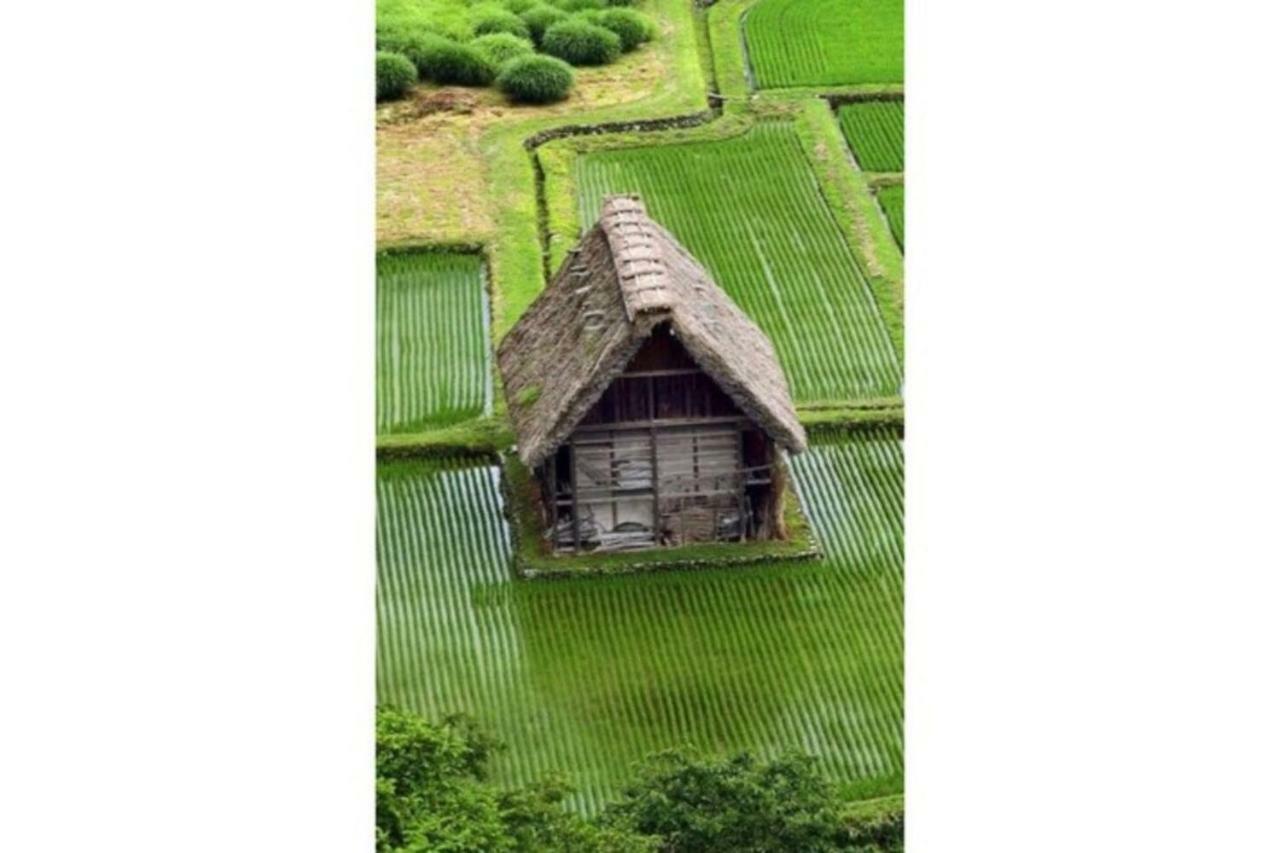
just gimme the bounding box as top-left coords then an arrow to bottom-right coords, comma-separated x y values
876,184 -> 904,250
837,100 -> 904,173
376,456 -> 516,716
376,251 -> 490,434
575,122 -> 901,403
789,427 -> 903,780
743,0 -> 904,89
375,429 -> 903,811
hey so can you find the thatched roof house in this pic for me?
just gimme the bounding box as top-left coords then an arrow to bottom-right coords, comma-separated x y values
498,195 -> 806,554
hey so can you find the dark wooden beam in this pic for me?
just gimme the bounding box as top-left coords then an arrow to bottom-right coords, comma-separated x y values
649,425 -> 660,548
619,368 -> 704,379
569,437 -> 580,554
737,428 -> 747,541
574,415 -> 746,434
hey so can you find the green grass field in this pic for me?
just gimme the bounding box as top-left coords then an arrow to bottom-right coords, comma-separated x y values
376,251 -> 490,433
574,122 -> 901,403
837,100 -> 903,172
876,184 -> 904,250
376,428 -> 903,811
743,0 -> 904,89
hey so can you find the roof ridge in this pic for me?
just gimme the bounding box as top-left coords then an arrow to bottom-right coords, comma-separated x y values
599,195 -> 672,320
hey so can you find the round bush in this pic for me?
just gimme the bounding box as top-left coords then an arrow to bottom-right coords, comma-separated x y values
470,7 -> 531,39
541,19 -> 622,65
497,54 -> 575,103
376,51 -> 418,101
469,32 -> 536,66
414,37 -> 497,85
377,29 -> 447,67
595,8 -> 655,51
604,0 -> 638,6
502,0 -> 538,12
377,12 -> 472,47
519,4 -> 570,45
554,0 -> 605,11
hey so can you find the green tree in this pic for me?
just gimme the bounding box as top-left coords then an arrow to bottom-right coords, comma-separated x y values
375,707 -> 902,852
375,706 -> 654,852
599,750 -> 862,853
840,805 -> 904,853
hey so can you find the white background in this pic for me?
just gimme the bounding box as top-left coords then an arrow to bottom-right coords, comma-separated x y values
2,1 -> 1279,849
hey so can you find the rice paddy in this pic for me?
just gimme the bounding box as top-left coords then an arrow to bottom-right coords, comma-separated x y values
376,251 -> 490,433
574,122 -> 901,403
743,0 -> 904,89
837,100 -> 904,173
877,184 -> 904,250
375,427 -> 903,811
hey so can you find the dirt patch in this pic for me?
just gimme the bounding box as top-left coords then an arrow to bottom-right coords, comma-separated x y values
378,89 -> 480,126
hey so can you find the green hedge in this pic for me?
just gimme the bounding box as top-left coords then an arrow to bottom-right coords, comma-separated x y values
596,8 -> 655,51
519,3 -> 570,45
496,54 -> 575,104
376,29 -> 451,73
413,36 -> 498,85
541,18 -> 622,65
469,31 -> 536,66
376,50 -> 418,101
470,6 -> 532,39
555,0 -> 606,10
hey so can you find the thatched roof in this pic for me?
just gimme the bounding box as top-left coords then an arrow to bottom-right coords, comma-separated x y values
497,195 -> 807,468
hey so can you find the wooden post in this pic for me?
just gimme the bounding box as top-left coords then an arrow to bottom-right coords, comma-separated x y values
737,427 -> 747,541
569,437 -> 581,553
541,462 -> 554,529
608,428 -> 617,531
769,442 -> 787,540
649,424 -> 660,548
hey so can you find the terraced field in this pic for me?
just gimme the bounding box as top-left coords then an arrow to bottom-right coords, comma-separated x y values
575,122 -> 901,403
376,251 -> 490,433
375,428 -> 904,811
837,100 -> 904,172
877,184 -> 904,250
743,0 -> 904,89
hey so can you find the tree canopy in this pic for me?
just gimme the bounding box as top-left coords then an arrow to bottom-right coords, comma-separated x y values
375,706 -> 903,852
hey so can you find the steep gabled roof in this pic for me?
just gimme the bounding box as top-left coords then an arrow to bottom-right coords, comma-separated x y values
497,195 -> 806,468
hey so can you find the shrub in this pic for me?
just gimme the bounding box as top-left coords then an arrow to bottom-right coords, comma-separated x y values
599,751 -> 850,853
376,5 -> 473,45
413,36 -> 498,85
376,29 -> 449,69
469,32 -> 536,66
519,3 -> 569,45
376,51 -> 418,101
496,54 -> 574,103
604,0 -> 638,6
541,18 -> 622,65
501,0 -> 538,12
595,8 -> 655,51
376,707 -> 653,853
470,6 -> 531,40
554,0 -> 605,11
842,808 -> 905,853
